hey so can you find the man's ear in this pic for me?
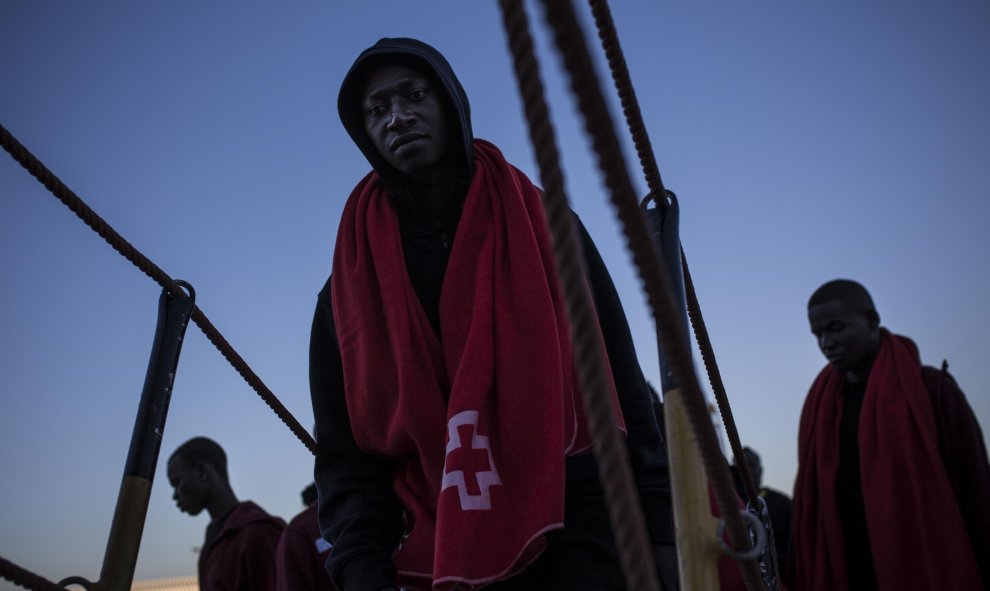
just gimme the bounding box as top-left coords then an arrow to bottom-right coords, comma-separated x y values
194,461 -> 210,481
866,310 -> 880,330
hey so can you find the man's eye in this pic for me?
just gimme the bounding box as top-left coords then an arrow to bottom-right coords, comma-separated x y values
367,105 -> 385,117
409,90 -> 426,101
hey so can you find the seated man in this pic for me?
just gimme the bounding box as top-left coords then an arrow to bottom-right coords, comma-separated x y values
167,436 -> 285,591
792,279 -> 990,591
309,37 -> 675,591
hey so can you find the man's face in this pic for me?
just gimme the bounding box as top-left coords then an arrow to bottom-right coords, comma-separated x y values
743,453 -> 763,489
167,455 -> 208,516
362,63 -> 450,179
808,299 -> 880,382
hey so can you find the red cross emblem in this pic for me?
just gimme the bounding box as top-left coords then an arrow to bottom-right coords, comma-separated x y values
441,410 -> 502,510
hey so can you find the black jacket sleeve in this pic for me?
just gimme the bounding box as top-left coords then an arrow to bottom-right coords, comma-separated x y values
574,216 -> 675,546
310,277 -> 403,591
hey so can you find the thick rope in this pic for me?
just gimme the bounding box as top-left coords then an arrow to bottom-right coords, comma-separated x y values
0,123 -> 316,456
497,1 -> 660,588
586,0 -> 666,200
681,249 -> 759,498
534,1 -> 766,590
586,0 -> 762,514
0,555 -> 64,591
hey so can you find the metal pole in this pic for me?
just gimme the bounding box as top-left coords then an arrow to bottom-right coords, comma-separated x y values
645,195 -> 721,590
60,282 -> 195,590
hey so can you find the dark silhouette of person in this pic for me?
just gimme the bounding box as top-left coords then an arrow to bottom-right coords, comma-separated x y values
167,436 -> 285,591
791,279 -> 990,591
309,37 -> 676,591
731,446 -> 792,587
275,482 -> 337,591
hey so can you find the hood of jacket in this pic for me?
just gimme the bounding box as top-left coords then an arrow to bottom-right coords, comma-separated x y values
337,37 -> 475,195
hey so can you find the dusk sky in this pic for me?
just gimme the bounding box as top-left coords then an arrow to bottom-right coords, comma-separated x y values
2,1 -> 988,586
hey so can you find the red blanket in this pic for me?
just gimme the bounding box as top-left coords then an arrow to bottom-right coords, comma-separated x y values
793,330 -> 981,590
332,139 -> 622,590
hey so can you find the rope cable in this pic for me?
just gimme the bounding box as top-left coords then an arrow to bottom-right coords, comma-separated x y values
534,1 -> 766,589
585,0 -> 762,515
0,123 -> 316,455
497,1 -> 660,588
586,0 -> 666,200
0,555 -> 64,591
681,248 -> 759,501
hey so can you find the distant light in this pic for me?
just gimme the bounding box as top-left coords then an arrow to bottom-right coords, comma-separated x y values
131,576 -> 198,591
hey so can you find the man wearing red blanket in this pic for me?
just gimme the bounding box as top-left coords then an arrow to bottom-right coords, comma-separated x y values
792,279 -> 990,590
309,38 -> 676,591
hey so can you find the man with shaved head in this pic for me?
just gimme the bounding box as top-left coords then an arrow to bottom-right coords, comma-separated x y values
792,279 -> 990,591
168,436 -> 285,590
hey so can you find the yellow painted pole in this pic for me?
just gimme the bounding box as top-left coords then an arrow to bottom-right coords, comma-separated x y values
665,388 -> 721,591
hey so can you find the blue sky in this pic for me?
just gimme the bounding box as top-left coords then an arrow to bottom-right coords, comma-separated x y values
2,1 -> 988,586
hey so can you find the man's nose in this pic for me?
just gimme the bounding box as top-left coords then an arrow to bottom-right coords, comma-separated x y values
819,333 -> 835,351
386,103 -> 413,131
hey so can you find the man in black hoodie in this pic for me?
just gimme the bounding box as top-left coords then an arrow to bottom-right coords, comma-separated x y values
310,37 -> 676,591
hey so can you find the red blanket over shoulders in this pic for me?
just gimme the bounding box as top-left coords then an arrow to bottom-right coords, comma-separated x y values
332,139 -> 623,590
793,330 -> 982,590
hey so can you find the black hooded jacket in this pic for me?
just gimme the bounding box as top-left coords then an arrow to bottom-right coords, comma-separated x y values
310,37 -> 672,591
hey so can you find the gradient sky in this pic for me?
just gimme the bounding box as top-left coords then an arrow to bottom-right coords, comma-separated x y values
2,1 -> 988,587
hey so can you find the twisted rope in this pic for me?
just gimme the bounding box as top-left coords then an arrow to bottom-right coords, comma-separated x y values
681,249 -> 758,496
1,123 -> 316,455
586,0 -> 762,515
0,555 -> 64,591
534,1 -> 766,590
586,0 -> 666,200
498,1 -> 659,588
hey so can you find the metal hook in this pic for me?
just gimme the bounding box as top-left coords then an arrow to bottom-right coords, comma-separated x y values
172,279 -> 196,301
640,189 -> 677,210
57,575 -> 94,590
717,509 -> 767,562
